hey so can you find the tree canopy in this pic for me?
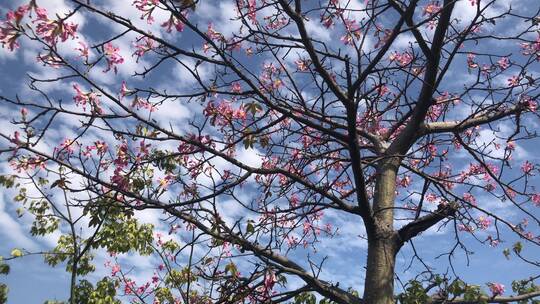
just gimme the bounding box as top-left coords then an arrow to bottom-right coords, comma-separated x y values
0,0 -> 539,303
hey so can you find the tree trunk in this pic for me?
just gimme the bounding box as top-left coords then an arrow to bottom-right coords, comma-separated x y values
363,160 -> 399,304
363,236 -> 398,304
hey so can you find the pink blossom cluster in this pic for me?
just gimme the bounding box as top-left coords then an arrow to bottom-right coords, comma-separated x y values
264,15 -> 288,30
73,84 -> 103,113
82,141 -> 108,158
1,3 -> 53,51
259,62 -> 283,92
519,95 -> 538,112
488,282 -> 505,297
206,23 -> 224,42
237,0 -> 258,24
133,36 -> 155,61
35,13 -> 78,46
477,216 -> 492,230
111,142 -> 130,190
10,156 -> 47,172
131,96 -> 156,112
161,13 -> 186,33
422,2 -> 441,29
133,0 -> 160,24
520,33 -> 540,61
340,19 -> 362,45
203,99 -> 247,127
103,42 -> 124,74
467,53 -> 478,69
389,51 -> 413,66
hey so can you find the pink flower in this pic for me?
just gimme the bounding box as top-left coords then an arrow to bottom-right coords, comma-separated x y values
458,224 -> 473,232
246,0 -> 257,24
374,84 -> 389,96
131,96 -> 156,112
95,141 -> 108,155
507,75 -> 520,87
520,33 -> 540,61
531,193 -> 540,206
73,84 -> 102,113
477,216 -> 491,230
56,138 -> 75,157
75,41 -> 89,60
34,7 -> 48,20
398,175 -> 411,187
467,53 -> 478,69
11,131 -> 21,145
321,15 -> 334,28
103,42 -> 124,74
20,107 -> 28,119
133,36 -> 154,61
426,193 -> 438,202
389,51 -> 413,66
521,161 -> 534,175
120,81 -> 134,99
423,2 -> 441,16
35,17 -> 78,46
286,235 -> 298,247
111,264 -> 121,276
0,6 -> 34,51
206,23 -> 223,41
161,14 -> 185,33
124,279 -> 136,295
231,82 -> 242,93
463,192 -> 477,206
488,282 -> 505,297
520,95 -> 537,112
497,57 -> 510,70
294,59 -> 310,71
263,270 -> 277,294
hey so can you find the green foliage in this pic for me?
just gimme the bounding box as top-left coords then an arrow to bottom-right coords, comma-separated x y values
44,235 -> 95,276
445,279 -> 486,303
72,278 -> 121,304
512,279 -> 540,304
397,280 -> 429,304
294,292 -> 316,304
0,284 -> 7,304
166,267 -> 197,287
154,287 -> 175,304
513,242 -> 523,254
0,175 -> 15,188
161,239 -> 180,253
94,217 -> 154,255
152,150 -> 177,173
28,200 -> 60,236
224,262 -> 238,277
0,256 -> 8,304
83,198 -> 154,255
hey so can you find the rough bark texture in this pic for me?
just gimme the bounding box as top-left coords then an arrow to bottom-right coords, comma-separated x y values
364,237 -> 398,304
363,160 -> 400,304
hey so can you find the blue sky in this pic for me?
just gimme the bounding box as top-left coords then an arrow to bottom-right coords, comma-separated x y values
0,0 -> 539,302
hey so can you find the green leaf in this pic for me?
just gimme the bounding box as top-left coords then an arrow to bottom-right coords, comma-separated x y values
513,242 -> 523,254
0,264 -> 9,275
224,262 -> 238,277
246,220 -> 255,234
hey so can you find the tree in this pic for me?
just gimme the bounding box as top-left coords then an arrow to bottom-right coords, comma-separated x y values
0,0 -> 539,303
